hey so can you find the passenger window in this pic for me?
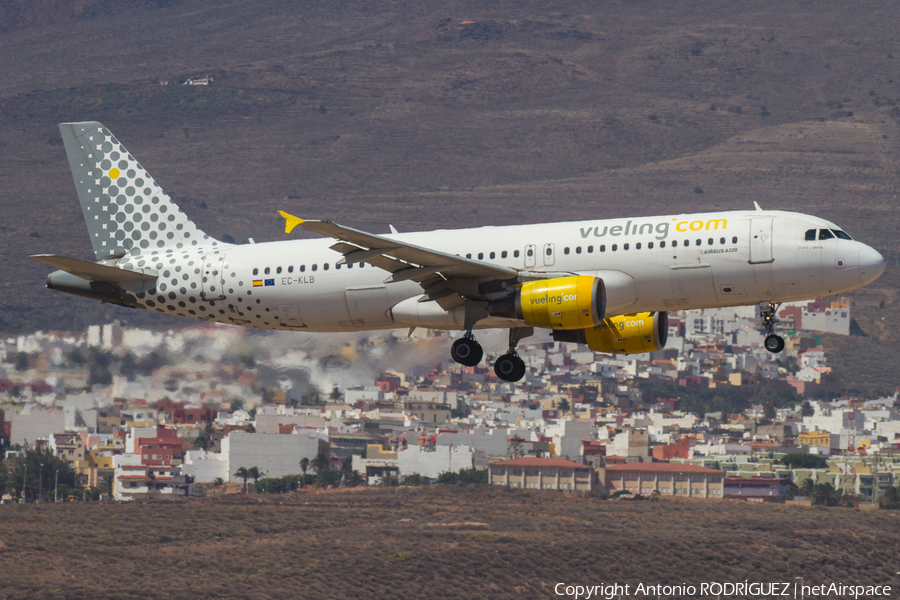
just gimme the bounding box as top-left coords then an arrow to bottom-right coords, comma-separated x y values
312,264 -> 318,272
707,238 -> 713,245
636,243 -> 641,250
253,268 -> 258,276
695,239 -> 701,246
819,229 -> 834,240
720,237 -> 725,245
324,264 -> 329,271
514,250 -> 520,258
335,264 -> 341,270
672,240 -> 678,247
300,265 -> 306,272
564,248 -> 570,255
832,229 -> 852,240
587,245 -> 593,253
600,245 -> 606,252
623,243 -> 629,250
527,249 -> 533,257
277,266 -> 282,274
732,236 -> 738,243
265,267 -> 271,275
805,229 -> 817,241
466,253 -> 472,259
660,241 -> 666,248
347,263 -> 353,269
359,263 -> 364,268
288,266 -> 294,273
501,250 -> 508,258
576,247 -> 582,254
490,251 -> 496,259
611,244 -> 618,251
478,252 -> 484,260
648,242 -> 654,249
546,247 -> 552,256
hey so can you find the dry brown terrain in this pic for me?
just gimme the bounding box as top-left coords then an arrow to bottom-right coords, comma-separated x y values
0,486 -> 899,599
0,0 -> 898,390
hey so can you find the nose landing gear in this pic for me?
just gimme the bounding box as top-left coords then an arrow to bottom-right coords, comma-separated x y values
759,301 -> 785,353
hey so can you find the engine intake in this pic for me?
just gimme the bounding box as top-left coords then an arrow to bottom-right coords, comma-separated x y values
488,275 -> 606,330
553,311 -> 668,354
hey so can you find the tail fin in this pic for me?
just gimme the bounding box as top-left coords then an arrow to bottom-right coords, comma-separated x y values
59,121 -> 221,260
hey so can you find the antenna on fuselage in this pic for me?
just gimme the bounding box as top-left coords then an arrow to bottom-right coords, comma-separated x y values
753,201 -> 763,211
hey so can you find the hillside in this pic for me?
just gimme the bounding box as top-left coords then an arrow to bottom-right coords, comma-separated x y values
0,0 -> 898,389
0,487 -> 898,599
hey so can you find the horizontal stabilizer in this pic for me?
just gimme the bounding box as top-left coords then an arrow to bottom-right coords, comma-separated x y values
30,254 -> 157,285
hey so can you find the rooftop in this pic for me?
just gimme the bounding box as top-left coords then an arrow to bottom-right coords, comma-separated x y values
489,457 -> 590,469
605,462 -> 724,474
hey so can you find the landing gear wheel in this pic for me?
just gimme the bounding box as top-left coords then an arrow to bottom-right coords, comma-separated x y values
451,337 -> 483,366
764,334 -> 785,353
494,353 -> 526,382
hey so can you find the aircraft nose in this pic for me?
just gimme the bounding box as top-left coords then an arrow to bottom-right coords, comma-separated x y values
858,245 -> 885,285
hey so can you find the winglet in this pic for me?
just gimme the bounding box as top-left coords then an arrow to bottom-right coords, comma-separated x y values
753,201 -> 763,211
278,211 -> 305,234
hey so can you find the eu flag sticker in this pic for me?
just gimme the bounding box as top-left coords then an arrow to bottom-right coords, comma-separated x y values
264,279 -> 275,286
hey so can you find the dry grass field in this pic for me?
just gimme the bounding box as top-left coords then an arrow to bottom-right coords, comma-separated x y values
1,486 -> 899,599
0,0 -> 898,390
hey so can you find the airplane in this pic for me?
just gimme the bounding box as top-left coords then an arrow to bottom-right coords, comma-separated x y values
32,122 -> 885,382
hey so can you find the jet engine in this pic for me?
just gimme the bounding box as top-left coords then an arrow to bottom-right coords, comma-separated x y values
488,275 -> 606,330
552,311 -> 668,354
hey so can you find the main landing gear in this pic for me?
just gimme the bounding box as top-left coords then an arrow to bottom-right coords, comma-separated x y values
450,334 -> 483,367
760,301 -> 785,354
493,327 -> 532,383
449,327 -> 532,382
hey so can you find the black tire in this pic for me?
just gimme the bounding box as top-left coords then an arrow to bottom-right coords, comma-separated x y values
494,354 -> 519,381
764,334 -> 785,353
451,337 -> 483,366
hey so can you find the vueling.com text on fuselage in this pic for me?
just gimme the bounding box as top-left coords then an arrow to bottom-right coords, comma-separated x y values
578,218 -> 728,241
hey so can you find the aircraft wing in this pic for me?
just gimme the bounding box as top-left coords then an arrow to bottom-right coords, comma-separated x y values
279,212 -> 523,308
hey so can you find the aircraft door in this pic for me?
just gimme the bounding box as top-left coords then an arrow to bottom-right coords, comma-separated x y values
345,286 -> 394,327
749,217 -> 774,264
200,254 -> 226,300
670,264 -> 717,308
277,304 -> 307,327
543,243 -> 555,267
524,244 -> 536,267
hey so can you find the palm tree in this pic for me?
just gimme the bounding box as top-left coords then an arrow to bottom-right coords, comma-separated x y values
798,477 -> 816,497
812,482 -> 840,507
247,467 -> 265,493
312,451 -> 331,475
234,467 -> 250,493
557,398 -> 571,415
299,457 -> 310,488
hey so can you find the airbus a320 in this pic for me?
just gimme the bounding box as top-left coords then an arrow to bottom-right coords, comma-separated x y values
32,122 -> 885,382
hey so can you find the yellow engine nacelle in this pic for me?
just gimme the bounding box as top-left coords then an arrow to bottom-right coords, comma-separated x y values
488,275 -> 606,330
552,311 -> 668,354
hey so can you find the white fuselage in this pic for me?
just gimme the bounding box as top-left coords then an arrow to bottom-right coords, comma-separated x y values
119,209 -> 884,333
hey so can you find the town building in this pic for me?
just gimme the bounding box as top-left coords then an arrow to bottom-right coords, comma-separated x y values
602,462 -> 725,498
489,457 -> 594,492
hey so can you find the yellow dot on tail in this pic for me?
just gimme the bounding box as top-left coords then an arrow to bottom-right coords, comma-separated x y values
109,168 -> 120,179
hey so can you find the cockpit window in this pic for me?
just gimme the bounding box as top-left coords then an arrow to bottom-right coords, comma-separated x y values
804,229 -> 817,241
831,229 -> 852,240
818,229 -> 835,240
